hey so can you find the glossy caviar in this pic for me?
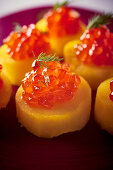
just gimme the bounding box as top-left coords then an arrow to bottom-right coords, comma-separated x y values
44,7 -> 82,37
4,24 -> 51,60
22,60 -> 81,108
0,64 -> 3,89
75,26 -> 113,66
110,80 -> 113,101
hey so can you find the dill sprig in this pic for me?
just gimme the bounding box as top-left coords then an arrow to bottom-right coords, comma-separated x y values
54,0 -> 69,10
37,52 -> 63,62
88,13 -> 113,29
13,22 -> 23,33
33,52 -> 63,88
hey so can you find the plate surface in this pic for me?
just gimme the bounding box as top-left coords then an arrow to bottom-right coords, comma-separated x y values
0,6 -> 113,170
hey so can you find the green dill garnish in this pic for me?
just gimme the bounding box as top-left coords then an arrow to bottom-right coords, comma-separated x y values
33,52 -> 63,88
54,0 -> 69,10
13,22 -> 23,33
37,52 -> 63,63
88,13 -> 113,29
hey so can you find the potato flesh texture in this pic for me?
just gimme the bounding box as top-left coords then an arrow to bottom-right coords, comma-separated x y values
16,77 -> 91,138
64,41 -> 113,90
0,71 -> 12,108
36,19 -> 86,56
36,19 -> 48,33
0,45 -> 33,86
95,78 -> 113,135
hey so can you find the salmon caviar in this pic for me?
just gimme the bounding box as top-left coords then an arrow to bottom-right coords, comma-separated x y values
4,24 -> 51,60
110,80 -> 113,101
75,26 -> 113,66
44,7 -> 82,37
0,64 -> 3,89
22,60 -> 81,108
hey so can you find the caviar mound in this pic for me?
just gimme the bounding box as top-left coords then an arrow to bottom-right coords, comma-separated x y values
95,78 -> 113,135
75,26 -> 113,66
4,24 -> 51,60
16,76 -> 91,138
0,65 -> 12,108
36,7 -> 86,56
44,7 -> 83,37
0,25 -> 51,85
64,27 -> 113,90
22,61 -> 81,108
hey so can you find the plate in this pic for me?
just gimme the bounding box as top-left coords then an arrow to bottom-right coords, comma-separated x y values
0,6 -> 113,170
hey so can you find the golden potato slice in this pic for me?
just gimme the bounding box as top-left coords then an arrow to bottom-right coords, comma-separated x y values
0,45 -> 33,86
0,71 -> 12,108
64,41 -> 113,90
16,77 -> 91,138
64,40 -> 80,71
36,18 -> 48,33
95,78 -> 113,135
36,19 -> 86,56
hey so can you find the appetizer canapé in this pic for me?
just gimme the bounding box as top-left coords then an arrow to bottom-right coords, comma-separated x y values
64,14 -> 113,90
95,78 -> 113,135
16,53 -> 91,138
36,1 -> 86,56
0,24 -> 51,85
0,64 -> 12,108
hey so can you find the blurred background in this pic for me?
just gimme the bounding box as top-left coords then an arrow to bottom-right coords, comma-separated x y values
0,0 -> 113,17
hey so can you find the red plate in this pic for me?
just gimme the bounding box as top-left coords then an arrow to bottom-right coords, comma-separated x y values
0,6 -> 113,170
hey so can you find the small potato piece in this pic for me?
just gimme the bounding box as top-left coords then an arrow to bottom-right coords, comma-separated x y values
95,78 -> 113,135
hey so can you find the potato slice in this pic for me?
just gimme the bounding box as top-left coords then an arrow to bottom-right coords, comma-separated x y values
64,41 -> 113,90
16,77 -> 91,138
95,78 -> 113,135
0,71 -> 12,108
0,45 -> 33,86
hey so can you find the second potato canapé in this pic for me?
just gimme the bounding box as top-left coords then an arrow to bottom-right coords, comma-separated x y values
64,14 -> 113,90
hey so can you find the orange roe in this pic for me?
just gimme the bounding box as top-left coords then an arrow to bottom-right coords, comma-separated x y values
110,80 -> 113,101
0,64 -> 3,89
44,7 -> 82,37
74,26 -> 113,66
4,24 -> 51,60
22,60 -> 81,108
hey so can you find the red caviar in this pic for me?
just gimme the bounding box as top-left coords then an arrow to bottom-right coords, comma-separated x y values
44,7 -> 82,37
22,61 -> 81,108
110,80 -> 113,101
75,26 -> 113,66
4,24 -> 51,60
0,64 -> 3,89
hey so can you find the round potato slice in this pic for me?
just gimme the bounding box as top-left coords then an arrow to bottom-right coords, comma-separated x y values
0,45 -> 33,86
16,77 -> 91,138
95,78 -> 113,135
64,41 -> 113,90
0,71 -> 12,108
